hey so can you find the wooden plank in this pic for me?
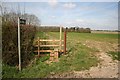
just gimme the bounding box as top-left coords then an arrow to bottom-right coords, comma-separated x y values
38,37 -> 40,57
34,45 -> 64,47
34,50 -> 53,52
36,39 -> 64,42
34,50 -> 64,53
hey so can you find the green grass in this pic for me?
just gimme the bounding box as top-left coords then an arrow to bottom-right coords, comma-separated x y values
35,31 -> 47,39
2,31 -> 118,78
48,32 -> 118,43
2,43 -> 99,78
33,31 -> 49,45
2,64 -> 19,78
107,51 -> 119,61
73,32 -> 118,43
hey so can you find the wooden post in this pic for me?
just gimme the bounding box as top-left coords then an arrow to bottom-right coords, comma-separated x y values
64,29 -> 66,54
50,52 -> 54,61
60,26 -> 62,50
54,49 -> 59,62
38,37 -> 40,57
18,17 -> 21,71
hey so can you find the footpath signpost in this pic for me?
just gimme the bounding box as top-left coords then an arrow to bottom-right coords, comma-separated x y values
18,17 -> 26,71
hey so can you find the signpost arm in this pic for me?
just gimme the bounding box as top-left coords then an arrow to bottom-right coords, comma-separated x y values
18,17 -> 21,71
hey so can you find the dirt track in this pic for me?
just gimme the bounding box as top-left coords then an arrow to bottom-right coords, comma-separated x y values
48,40 -> 119,78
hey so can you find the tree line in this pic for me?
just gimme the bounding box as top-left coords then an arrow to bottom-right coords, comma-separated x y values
38,26 -> 91,33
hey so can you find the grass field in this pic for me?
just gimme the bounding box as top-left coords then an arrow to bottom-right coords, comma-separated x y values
2,31 -> 119,78
48,32 -> 119,60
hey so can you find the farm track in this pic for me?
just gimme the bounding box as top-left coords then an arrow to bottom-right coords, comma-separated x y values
48,39 -> 119,78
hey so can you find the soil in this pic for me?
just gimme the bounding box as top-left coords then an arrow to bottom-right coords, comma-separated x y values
47,40 -> 119,78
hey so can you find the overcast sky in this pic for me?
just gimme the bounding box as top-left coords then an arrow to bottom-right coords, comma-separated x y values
4,1 -> 118,30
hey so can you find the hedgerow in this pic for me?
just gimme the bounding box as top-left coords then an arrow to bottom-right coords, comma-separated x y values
2,21 -> 36,67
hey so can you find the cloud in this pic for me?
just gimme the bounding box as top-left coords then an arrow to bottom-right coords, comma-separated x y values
2,0 -> 120,2
63,3 -> 76,9
51,16 -> 56,18
65,19 -> 85,24
75,19 -> 84,22
48,0 -> 58,6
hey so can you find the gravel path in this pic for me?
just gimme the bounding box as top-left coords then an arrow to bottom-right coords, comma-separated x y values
71,52 -> 118,78
48,40 -> 119,78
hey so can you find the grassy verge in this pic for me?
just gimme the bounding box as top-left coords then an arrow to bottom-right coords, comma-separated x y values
2,42 -> 99,78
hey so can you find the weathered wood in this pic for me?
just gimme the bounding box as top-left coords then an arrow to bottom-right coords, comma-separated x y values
60,26 -> 62,50
50,51 -> 54,61
34,50 -> 53,52
34,50 -> 64,53
36,39 -> 64,42
49,57 -> 54,61
34,26 -> 66,57
38,37 -> 40,57
35,45 -> 64,47
49,49 -> 59,62
54,51 -> 59,59
64,30 -> 67,54
18,17 -> 21,71
50,53 -> 54,57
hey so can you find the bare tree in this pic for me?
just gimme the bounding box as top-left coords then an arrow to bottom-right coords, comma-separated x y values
1,2 -> 41,26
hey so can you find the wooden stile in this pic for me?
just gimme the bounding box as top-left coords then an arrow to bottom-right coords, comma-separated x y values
34,26 -> 67,61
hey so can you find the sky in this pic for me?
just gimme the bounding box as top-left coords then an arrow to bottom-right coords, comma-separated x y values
3,1 -> 119,30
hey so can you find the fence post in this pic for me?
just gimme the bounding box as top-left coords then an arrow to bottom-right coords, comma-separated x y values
38,37 -> 40,57
64,29 -> 66,54
60,26 -> 62,51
